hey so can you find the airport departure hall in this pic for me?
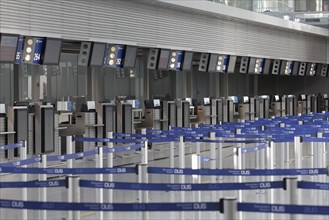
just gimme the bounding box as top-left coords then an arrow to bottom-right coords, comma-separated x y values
0,0 -> 329,220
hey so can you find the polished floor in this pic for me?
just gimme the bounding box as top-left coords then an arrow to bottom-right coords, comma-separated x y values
0,141 -> 328,220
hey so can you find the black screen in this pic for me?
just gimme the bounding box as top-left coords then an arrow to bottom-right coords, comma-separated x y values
43,38 -> 62,65
124,46 -> 137,68
158,49 -> 170,70
90,43 -> 106,66
263,59 -> 272,75
14,108 -> 28,156
182,52 -> 193,71
208,54 -> 218,72
0,34 -> 18,63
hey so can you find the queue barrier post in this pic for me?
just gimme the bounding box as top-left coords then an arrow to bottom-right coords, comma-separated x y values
219,197 -> 238,220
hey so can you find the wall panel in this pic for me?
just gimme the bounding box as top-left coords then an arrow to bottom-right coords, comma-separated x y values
0,0 -> 327,63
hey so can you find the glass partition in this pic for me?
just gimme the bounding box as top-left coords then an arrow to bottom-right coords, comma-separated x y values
208,0 -> 329,26
0,64 -> 13,105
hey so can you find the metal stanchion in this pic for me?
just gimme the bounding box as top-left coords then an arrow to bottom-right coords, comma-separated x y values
283,177 -> 298,220
217,137 -> 223,171
233,146 -> 242,220
279,123 -> 285,170
38,154 -> 47,220
294,136 -> 302,169
96,146 -> 104,220
105,132 -> 113,220
138,140 -> 149,220
267,142 -> 275,220
67,136 -> 74,170
194,124 -> 201,155
169,126 -> 175,219
209,132 -> 217,219
219,197 -> 238,220
179,136 -> 185,220
235,128 -> 243,220
67,175 -> 80,220
323,140 -> 329,166
20,140 -> 28,220
191,154 -> 201,220
169,126 -> 175,170
256,126 -> 265,197
66,136 -> 74,220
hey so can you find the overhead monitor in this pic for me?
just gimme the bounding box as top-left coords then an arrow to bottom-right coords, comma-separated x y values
227,56 -> 237,74
0,34 -> 18,63
157,49 -> 170,70
203,97 -> 210,106
153,99 -> 161,108
43,38 -> 62,65
182,51 -> 193,71
90,43 -> 106,66
123,46 -> 137,68
208,54 -> 218,72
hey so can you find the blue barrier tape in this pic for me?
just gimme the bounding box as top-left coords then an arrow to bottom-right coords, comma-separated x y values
73,137 -> 143,144
302,137 -> 329,143
0,180 -> 66,188
238,202 -> 329,215
187,139 -> 267,144
0,200 -> 218,211
103,143 -> 143,153
0,143 -> 23,151
147,167 -> 328,176
241,143 -> 268,154
298,181 -> 329,190
112,133 -> 150,138
0,157 -> 41,167
148,138 -> 179,143
48,143 -> 143,162
225,143 -> 269,158
0,167 -> 136,174
200,156 -> 212,163
47,149 -> 99,162
79,180 -> 283,191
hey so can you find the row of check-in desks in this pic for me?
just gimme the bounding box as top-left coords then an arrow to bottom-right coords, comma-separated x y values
237,94 -> 329,121
0,103 -> 59,160
0,94 -> 328,160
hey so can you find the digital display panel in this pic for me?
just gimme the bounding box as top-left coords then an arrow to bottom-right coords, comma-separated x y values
124,46 -> 137,68
0,34 -> 18,63
43,38 -> 62,65
157,49 -> 170,70
90,43 -> 106,66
